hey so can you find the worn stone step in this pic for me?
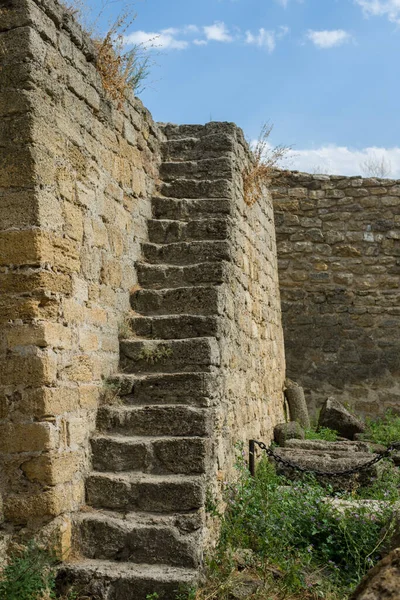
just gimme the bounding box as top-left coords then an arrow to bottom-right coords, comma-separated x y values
91,435 -> 208,474
152,197 -> 232,221
272,447 -> 379,490
74,512 -> 202,568
131,286 -> 222,316
137,262 -> 227,289
120,337 -> 220,374
57,560 -> 198,600
283,439 -> 371,453
161,133 -> 236,162
274,448 -> 375,470
160,121 -> 238,140
108,372 -> 217,407
160,157 -> 233,181
142,240 -> 230,266
86,472 -> 205,512
147,218 -> 229,244
128,315 -> 219,340
160,178 -> 232,200
96,405 -> 211,438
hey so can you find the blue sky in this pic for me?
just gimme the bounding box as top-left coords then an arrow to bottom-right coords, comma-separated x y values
84,0 -> 400,176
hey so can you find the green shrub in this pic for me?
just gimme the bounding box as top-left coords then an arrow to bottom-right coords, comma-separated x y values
363,410 -> 400,446
0,542 -> 57,600
209,450 -> 396,598
305,427 -> 338,442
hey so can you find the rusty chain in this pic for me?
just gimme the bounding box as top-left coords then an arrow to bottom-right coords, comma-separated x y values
249,440 -> 400,478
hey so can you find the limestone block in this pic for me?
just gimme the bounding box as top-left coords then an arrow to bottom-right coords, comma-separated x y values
0,351 -> 57,386
21,452 -> 84,485
0,422 -> 58,453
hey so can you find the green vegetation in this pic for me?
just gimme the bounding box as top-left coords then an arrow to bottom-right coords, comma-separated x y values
305,427 -> 339,442
195,447 -> 398,600
0,542 -> 76,600
137,345 -> 173,364
362,410 -> 400,446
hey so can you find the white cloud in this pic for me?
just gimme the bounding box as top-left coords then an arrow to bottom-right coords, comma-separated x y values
245,26 -> 289,52
246,29 -> 276,52
193,39 -> 208,46
286,145 -> 400,177
184,25 -> 200,34
124,29 -> 189,50
307,29 -> 352,48
203,22 -> 233,42
355,0 -> 400,24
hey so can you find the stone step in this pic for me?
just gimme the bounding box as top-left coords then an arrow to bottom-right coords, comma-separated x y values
120,337 -> 220,374
142,241 -> 230,266
283,439 -> 371,453
137,262 -> 227,289
131,286 -> 222,316
161,134 -> 235,161
160,157 -> 233,181
147,218 -> 229,244
57,560 -> 197,600
274,448 -> 375,470
96,405 -> 211,438
159,178 -> 232,200
91,435 -> 208,474
86,472 -> 205,512
128,315 -> 219,340
272,448 -> 379,490
74,512 -> 202,568
108,372 -> 217,407
152,197 -> 232,221
160,121 -> 238,140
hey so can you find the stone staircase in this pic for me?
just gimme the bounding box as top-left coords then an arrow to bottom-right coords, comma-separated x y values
57,124 -> 237,600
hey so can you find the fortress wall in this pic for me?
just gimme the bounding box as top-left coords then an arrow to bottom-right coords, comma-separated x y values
271,171 -> 400,418
0,0 -> 161,551
215,130 -> 286,482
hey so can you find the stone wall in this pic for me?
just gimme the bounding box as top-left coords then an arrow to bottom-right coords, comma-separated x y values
271,171 -> 400,417
0,0 -> 161,553
216,129 -> 286,478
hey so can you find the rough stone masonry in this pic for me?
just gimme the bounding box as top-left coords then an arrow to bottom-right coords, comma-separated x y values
0,0 -> 286,592
271,171 -> 400,418
1,0 -> 399,595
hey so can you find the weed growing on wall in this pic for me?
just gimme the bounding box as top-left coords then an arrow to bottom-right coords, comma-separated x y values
194,449 -> 397,600
243,123 -> 291,207
62,0 -> 153,104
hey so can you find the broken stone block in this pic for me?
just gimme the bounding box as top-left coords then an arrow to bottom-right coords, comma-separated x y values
285,379 -> 310,429
274,421 -> 305,447
318,397 -> 365,440
349,547 -> 400,600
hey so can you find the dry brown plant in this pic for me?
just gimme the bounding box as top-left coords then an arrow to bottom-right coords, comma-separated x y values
243,123 -> 291,207
62,1 -> 153,105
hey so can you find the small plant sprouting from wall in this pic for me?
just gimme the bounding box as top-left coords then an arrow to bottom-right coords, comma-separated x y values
137,345 -> 173,364
243,122 -> 291,207
100,379 -> 122,405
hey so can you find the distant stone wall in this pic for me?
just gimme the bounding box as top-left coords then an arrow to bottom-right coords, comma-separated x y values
0,0 -> 161,553
271,171 -> 400,417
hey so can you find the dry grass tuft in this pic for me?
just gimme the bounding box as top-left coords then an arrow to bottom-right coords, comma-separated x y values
243,123 -> 291,207
93,11 -> 152,107
62,1 -> 153,105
